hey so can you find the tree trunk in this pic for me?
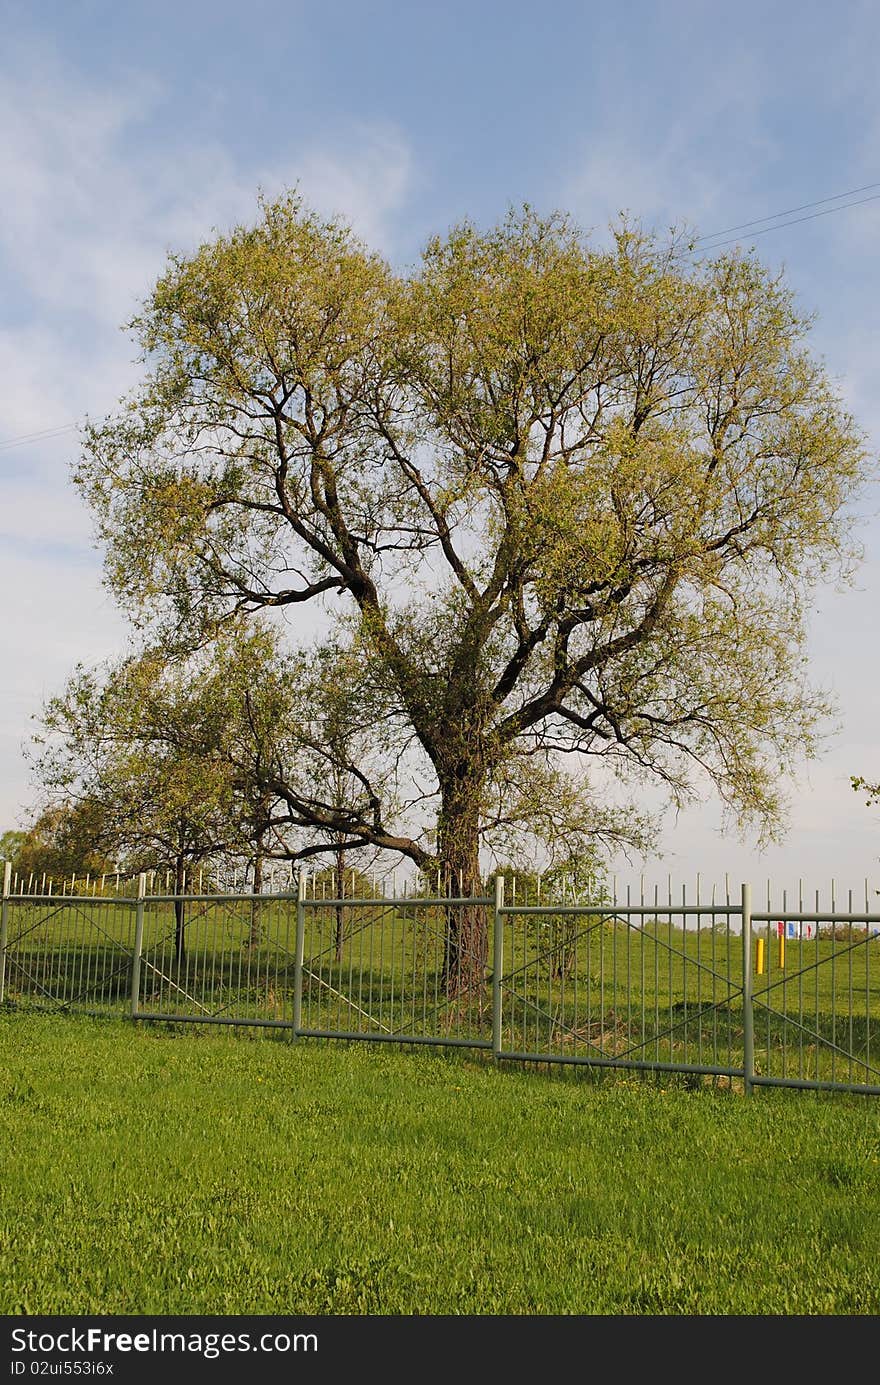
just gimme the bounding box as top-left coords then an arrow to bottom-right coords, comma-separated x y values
437,782 -> 487,999
334,845 -> 346,963
249,851 -> 263,949
174,855 -> 187,966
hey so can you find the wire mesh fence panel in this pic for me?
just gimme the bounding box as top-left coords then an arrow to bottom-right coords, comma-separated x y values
298,896 -> 494,1047
751,887 -> 880,1093
4,872 -> 880,1096
497,901 -> 745,1081
135,894 -> 297,1027
0,894 -> 137,1015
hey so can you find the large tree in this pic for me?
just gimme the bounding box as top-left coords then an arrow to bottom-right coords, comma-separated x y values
76,196 -> 869,990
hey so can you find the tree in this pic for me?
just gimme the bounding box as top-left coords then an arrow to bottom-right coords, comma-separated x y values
0,804 -> 114,887
76,195 -> 870,992
0,830 -> 27,870
852,776 -> 880,808
33,626 -> 295,960
260,642 -> 400,957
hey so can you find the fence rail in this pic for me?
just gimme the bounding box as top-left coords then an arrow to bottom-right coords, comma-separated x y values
2,864 -> 879,1096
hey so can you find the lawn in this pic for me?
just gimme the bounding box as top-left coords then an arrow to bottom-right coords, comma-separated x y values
1,1012 -> 879,1314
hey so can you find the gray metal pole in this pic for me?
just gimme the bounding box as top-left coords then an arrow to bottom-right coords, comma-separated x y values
741,881 -> 754,1096
492,873 -> 505,1057
130,872 -> 146,1020
293,871 -> 306,1035
0,861 -> 11,1004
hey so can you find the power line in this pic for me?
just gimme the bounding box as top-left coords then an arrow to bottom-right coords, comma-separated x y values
2,180 -> 879,457
696,179 -> 880,243
696,191 -> 880,251
0,422 -> 77,453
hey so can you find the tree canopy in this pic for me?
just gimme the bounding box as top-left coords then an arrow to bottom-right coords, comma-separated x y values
0,805 -> 115,886
75,194 -> 870,985
32,626 -> 294,883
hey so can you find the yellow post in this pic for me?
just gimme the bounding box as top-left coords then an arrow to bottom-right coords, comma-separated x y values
778,932 -> 785,969
756,936 -> 765,975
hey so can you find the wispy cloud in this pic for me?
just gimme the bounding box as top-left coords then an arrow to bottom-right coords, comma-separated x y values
561,42 -> 774,239
0,50 -> 415,411
293,126 -> 414,255
0,40 -> 415,824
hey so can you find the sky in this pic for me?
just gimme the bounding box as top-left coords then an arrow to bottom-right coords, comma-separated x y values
0,0 -> 878,899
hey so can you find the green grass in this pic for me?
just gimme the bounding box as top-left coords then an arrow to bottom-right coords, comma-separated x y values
2,1012 -> 880,1315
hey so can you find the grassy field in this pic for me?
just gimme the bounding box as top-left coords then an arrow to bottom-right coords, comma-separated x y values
1,1011 -> 880,1315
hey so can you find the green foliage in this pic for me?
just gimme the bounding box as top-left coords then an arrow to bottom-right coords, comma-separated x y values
486,853 -> 607,904
1,804 -> 115,882
31,625 -> 297,879
852,775 -> 880,809
0,830 -> 26,866
307,865 -> 381,897
73,194 -> 873,885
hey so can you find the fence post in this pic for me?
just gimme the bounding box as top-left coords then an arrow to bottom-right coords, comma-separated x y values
130,872 -> 146,1020
741,881 -> 754,1095
492,873 -> 505,1058
0,861 -> 11,1004
293,871 -> 306,1036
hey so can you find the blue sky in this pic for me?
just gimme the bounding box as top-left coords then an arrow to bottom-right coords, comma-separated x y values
1,0 -> 878,895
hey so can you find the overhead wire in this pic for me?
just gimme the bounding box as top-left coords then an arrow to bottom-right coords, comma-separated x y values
1,180 -> 879,453
695,179 -> 880,243
695,190 -> 880,251
0,422 -> 78,453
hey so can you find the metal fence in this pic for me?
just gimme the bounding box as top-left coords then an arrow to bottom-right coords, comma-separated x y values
2,864 -> 879,1096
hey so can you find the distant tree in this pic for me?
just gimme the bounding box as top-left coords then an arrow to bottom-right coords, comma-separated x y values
305,860 -> 382,962
76,195 -> 871,993
487,851 -> 609,982
0,831 -> 27,870
32,626 -> 293,960
0,803 -> 114,887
